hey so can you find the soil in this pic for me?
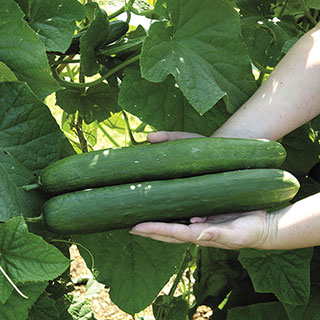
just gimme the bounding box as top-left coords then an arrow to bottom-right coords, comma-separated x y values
69,245 -> 212,320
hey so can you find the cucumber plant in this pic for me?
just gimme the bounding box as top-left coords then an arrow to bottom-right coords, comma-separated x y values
0,0 -> 320,319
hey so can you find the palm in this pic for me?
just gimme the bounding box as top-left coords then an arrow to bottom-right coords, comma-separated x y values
130,210 -> 268,250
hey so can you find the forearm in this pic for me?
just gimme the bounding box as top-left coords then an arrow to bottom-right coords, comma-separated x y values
213,25 -> 320,140
258,193 -> 320,250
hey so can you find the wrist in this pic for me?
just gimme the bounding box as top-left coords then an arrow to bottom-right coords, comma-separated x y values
253,209 -> 284,250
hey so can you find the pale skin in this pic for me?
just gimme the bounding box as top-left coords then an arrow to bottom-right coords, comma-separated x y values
129,24 -> 320,251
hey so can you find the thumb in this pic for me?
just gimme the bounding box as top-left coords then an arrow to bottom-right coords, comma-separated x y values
147,131 -> 203,144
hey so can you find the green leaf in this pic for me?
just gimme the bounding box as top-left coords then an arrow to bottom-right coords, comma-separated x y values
67,297 -> 97,320
227,301 -> 288,320
55,295 -> 73,320
27,0 -> 85,52
283,283 -> 320,320
0,217 -> 70,303
153,295 -> 189,320
0,148 -> 45,215
236,0 -> 277,17
56,83 -> 120,125
0,162 -> 32,222
56,294 -> 97,320
307,0 -> 320,9
280,124 -> 320,179
140,0 -> 257,114
0,281 -> 47,320
238,248 -> 313,305
119,65 -> 230,136
0,63 -> 17,82
192,247 -> 246,311
0,0 -> 60,98
241,16 -> 301,68
80,5 -> 110,76
0,82 -> 70,172
218,275 -> 277,318
28,292 -> 59,320
292,177 -> 320,202
14,0 -> 29,14
73,230 -> 188,315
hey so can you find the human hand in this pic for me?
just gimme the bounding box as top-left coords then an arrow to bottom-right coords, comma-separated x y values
131,130 -> 274,250
130,210 -> 271,250
147,130 -> 204,143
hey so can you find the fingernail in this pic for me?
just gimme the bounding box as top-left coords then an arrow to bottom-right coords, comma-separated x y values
197,232 -> 212,241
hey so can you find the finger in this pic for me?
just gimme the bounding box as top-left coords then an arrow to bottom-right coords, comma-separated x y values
147,131 -> 203,144
131,221 -> 214,243
204,210 -> 264,224
190,216 -> 208,223
130,230 -> 186,244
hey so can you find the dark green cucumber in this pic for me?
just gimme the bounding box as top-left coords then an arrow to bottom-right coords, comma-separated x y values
63,20 -> 129,55
38,137 -> 287,194
98,36 -> 145,57
40,168 -> 300,234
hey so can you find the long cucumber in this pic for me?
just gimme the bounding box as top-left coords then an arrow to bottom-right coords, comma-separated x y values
38,137 -> 287,194
40,168 -> 299,234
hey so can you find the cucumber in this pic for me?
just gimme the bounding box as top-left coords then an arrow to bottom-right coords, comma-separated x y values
98,36 -> 145,57
38,137 -> 287,194
61,20 -> 129,55
40,168 -> 300,234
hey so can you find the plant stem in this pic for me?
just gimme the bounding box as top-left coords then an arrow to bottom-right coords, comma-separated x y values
56,54 -> 77,74
108,6 -> 125,20
52,54 -> 140,89
278,0 -> 289,17
299,0 -> 317,26
126,0 -> 155,17
26,216 -> 42,223
0,265 -> 28,299
168,245 -> 192,298
252,60 -> 272,74
50,239 -> 95,273
22,183 -> 40,191
122,111 -> 138,145
74,114 -> 88,153
97,123 -> 120,147
257,70 -> 265,87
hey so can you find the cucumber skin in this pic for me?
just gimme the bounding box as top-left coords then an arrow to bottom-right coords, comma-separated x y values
39,137 -> 287,194
41,169 -> 299,235
64,20 -> 129,55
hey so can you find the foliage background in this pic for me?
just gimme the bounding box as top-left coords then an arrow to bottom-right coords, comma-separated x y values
0,0 -> 320,319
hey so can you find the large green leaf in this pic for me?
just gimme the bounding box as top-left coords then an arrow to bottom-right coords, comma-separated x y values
0,63 -> 17,82
0,149 -> 46,216
0,217 -> 70,304
0,282 -> 47,320
0,82 -> 71,172
236,0 -> 277,17
119,65 -> 230,136
227,301 -> 288,319
241,16 -> 301,68
27,0 -> 85,52
280,124 -> 320,179
27,292 -> 59,320
73,230 -> 188,315
283,283 -> 320,320
80,5 -> 110,76
238,248 -> 313,305
153,295 -> 189,320
192,247 -> 246,312
0,162 -> 32,222
0,0 -> 60,98
140,0 -> 257,114
56,83 -> 120,125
